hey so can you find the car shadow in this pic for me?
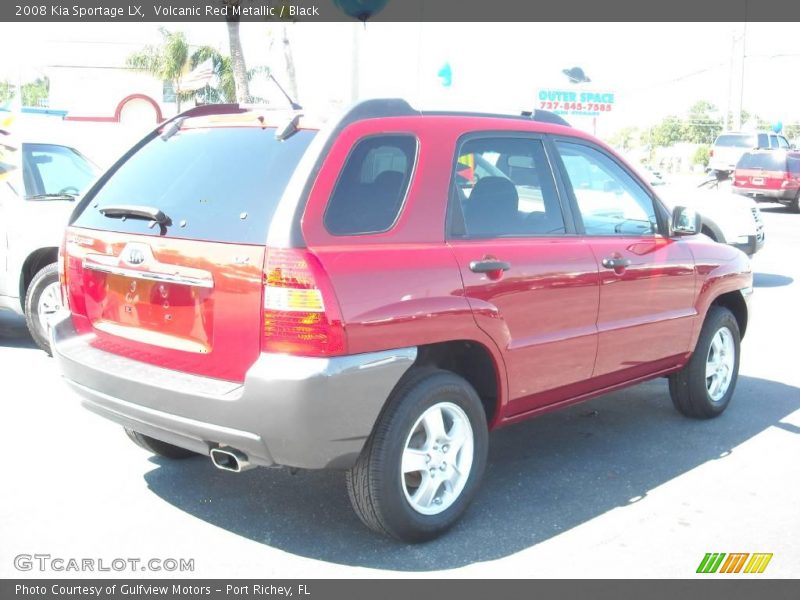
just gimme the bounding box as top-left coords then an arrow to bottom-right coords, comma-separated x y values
142,375 -> 800,571
753,272 -> 794,288
758,204 -> 798,214
0,312 -> 37,350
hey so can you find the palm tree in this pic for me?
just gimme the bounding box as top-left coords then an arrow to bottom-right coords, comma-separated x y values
126,28 -> 191,111
280,25 -> 298,101
188,47 -> 269,105
223,0 -> 250,103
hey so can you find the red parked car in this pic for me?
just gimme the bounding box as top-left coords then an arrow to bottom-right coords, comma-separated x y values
732,149 -> 800,212
53,100 -> 752,541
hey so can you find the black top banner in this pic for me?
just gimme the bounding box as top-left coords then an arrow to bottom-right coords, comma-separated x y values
2,0 -> 800,22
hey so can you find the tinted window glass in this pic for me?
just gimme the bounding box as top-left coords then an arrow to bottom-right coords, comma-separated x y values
777,136 -> 790,149
715,134 -> 755,148
453,137 -> 565,238
22,144 -> 96,197
324,135 -> 416,235
73,127 -> 315,244
737,152 -> 788,171
788,155 -> 800,175
556,141 -> 657,236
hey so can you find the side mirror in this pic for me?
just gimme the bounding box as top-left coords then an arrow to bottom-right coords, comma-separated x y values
671,206 -> 701,236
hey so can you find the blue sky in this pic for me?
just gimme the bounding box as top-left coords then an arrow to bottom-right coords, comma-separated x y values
1,21 -> 797,135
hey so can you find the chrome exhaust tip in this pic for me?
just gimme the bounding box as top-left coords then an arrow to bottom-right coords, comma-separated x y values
210,447 -> 254,473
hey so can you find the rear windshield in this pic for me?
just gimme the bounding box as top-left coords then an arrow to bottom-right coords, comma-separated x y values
715,134 -> 755,148
737,152 -> 788,171
73,126 -> 316,244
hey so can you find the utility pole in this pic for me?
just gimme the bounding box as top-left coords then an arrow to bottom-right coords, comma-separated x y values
724,33 -> 735,131
351,23 -> 360,104
734,21 -> 747,130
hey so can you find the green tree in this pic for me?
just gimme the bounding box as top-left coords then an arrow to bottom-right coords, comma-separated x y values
649,115 -> 684,147
0,81 -> 13,104
189,47 -> 269,104
692,145 -> 711,167
127,28 -> 191,111
783,122 -> 800,141
684,100 -> 722,145
609,126 -> 640,151
0,78 -> 49,108
223,0 -> 250,103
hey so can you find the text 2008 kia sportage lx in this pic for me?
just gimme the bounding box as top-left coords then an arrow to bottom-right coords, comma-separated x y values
53,100 -> 752,541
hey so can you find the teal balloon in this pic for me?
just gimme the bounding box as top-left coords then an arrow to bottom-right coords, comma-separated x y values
437,62 -> 452,87
331,0 -> 389,20
772,120 -> 783,133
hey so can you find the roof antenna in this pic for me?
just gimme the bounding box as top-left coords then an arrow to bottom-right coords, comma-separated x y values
269,74 -> 302,111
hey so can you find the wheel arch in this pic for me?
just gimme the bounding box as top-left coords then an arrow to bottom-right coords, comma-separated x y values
710,289 -> 748,339
413,339 -> 505,428
701,219 -> 726,244
19,247 -> 59,310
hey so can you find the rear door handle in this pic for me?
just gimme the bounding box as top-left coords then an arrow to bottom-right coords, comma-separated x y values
601,257 -> 632,270
469,259 -> 511,273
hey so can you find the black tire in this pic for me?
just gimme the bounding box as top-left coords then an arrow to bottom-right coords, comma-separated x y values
124,428 -> 197,459
23,262 -> 60,355
346,367 -> 489,542
790,192 -> 800,213
669,306 -> 741,419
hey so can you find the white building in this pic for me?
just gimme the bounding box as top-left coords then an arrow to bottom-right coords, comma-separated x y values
45,39 -> 179,126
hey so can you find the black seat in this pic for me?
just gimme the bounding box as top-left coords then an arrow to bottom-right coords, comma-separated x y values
463,176 -> 520,237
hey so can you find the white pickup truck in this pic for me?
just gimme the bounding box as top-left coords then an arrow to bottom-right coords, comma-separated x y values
0,128 -> 98,353
630,163 -> 765,257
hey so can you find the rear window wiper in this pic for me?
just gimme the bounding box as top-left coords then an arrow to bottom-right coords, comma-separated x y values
98,204 -> 172,226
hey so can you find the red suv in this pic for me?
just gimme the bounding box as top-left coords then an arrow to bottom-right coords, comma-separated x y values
53,100 -> 752,541
732,149 -> 800,212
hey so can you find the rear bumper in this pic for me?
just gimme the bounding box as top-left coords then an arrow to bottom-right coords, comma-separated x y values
52,316 -> 416,469
732,187 -> 797,201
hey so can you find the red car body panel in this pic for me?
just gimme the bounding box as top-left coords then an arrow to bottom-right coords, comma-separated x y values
733,168 -> 799,192
61,107 -> 752,432
587,236 -> 696,379
449,237 -> 600,416
63,229 -> 265,382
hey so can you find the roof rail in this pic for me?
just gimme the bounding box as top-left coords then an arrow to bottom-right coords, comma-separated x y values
420,107 -> 571,127
337,98 -> 419,126
521,109 -> 571,127
162,99 -> 572,129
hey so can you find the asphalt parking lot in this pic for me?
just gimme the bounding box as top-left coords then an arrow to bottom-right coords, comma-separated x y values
1,203 -> 798,578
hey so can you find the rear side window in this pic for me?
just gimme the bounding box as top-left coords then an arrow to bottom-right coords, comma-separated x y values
73,127 -> 315,244
324,135 -> 416,236
715,134 -> 755,148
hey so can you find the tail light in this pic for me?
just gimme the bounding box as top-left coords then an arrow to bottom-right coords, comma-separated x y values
709,148 -> 714,157
57,235 -> 70,312
781,171 -> 799,187
261,247 -> 346,357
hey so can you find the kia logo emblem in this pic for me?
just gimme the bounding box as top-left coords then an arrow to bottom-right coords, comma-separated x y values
122,245 -> 147,266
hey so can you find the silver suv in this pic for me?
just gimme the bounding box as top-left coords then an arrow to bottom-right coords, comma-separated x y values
0,128 -> 98,353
